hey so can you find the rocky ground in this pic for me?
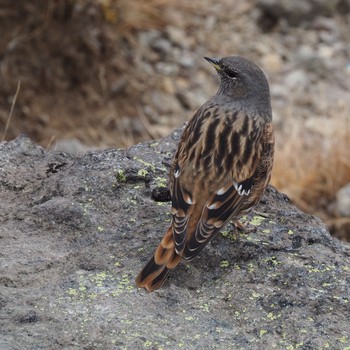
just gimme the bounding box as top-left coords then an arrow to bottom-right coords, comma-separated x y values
1,0 -> 349,239
1,134 -> 350,349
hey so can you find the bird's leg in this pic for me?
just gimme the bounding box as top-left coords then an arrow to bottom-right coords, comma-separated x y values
231,219 -> 257,234
233,220 -> 246,231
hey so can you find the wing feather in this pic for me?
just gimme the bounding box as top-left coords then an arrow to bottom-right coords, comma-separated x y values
169,104 -> 271,262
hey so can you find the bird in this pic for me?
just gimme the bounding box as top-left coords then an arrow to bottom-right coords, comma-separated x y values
136,56 -> 274,292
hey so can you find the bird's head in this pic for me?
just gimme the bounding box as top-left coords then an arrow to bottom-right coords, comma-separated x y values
204,56 -> 271,104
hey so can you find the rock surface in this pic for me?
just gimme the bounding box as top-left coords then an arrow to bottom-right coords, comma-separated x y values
0,135 -> 350,349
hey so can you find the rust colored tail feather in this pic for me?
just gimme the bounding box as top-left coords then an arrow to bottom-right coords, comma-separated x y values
136,227 -> 181,292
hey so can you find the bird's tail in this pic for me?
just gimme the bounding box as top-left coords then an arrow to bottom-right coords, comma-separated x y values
136,227 -> 181,292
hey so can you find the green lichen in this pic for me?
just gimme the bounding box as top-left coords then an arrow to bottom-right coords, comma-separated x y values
267,312 -> 281,320
184,316 -> 194,321
250,215 -> 265,226
219,260 -> 230,268
133,157 -> 156,171
221,230 -> 237,241
251,291 -> 260,299
138,169 -> 148,177
262,256 -> 280,266
155,176 -> 167,188
115,169 -> 126,182
67,288 -> 77,296
259,329 -> 267,337
199,303 -> 210,313
339,336 -> 349,344
247,262 -> 255,273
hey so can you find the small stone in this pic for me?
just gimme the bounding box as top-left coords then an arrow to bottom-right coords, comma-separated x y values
138,29 -> 160,47
151,91 -> 182,115
270,84 -> 288,98
177,89 -> 208,111
150,38 -> 172,56
155,62 -> 179,76
166,26 -> 187,47
262,53 -> 283,72
336,184 -> 350,217
161,77 -> 176,94
178,54 -> 195,69
284,69 -> 309,89
52,139 -> 92,154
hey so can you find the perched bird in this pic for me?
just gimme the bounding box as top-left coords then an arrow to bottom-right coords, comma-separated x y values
136,56 -> 274,292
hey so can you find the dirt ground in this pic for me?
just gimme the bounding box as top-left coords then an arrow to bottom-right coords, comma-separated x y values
0,0 -> 350,239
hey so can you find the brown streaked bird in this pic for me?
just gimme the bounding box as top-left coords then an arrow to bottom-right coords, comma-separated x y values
136,56 -> 274,292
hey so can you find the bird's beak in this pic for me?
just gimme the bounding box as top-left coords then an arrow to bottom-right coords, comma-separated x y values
204,57 -> 221,71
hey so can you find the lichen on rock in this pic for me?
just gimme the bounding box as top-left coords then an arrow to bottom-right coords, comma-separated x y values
0,134 -> 349,349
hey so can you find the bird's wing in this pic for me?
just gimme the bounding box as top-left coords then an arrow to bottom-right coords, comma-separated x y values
170,106 -> 268,260
182,115 -> 273,260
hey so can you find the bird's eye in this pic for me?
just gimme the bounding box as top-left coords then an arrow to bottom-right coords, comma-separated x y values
225,69 -> 238,79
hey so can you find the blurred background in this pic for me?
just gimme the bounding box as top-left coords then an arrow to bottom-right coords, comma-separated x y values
0,0 -> 349,240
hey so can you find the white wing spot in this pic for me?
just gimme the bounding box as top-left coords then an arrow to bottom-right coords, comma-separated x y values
174,169 -> 180,178
217,186 -> 227,195
184,195 -> 194,205
207,202 -> 218,210
233,181 -> 246,196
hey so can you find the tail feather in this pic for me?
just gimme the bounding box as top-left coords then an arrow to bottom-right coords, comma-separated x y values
136,227 -> 181,292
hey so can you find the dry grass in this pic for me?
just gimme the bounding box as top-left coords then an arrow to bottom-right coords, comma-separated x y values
0,0 -> 176,148
99,0 -> 174,32
271,106 -> 350,231
1,81 -> 21,141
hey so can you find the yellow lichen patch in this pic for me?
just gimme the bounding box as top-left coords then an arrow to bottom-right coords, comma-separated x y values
251,291 -> 260,299
259,329 -> 267,337
263,229 -> 271,234
221,230 -> 237,241
219,260 -> 230,268
155,176 -> 167,188
67,288 -> 78,296
338,336 -> 349,344
247,262 -> 255,273
288,230 -> 294,235
184,316 -> 194,321
250,215 -> 265,226
138,169 -> 148,177
133,157 -> 156,171
267,312 -> 280,320
144,340 -> 153,348
262,256 -> 280,266
199,303 -> 210,313
115,169 -> 126,182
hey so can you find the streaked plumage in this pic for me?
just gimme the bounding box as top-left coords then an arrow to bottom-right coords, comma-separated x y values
136,56 -> 274,292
